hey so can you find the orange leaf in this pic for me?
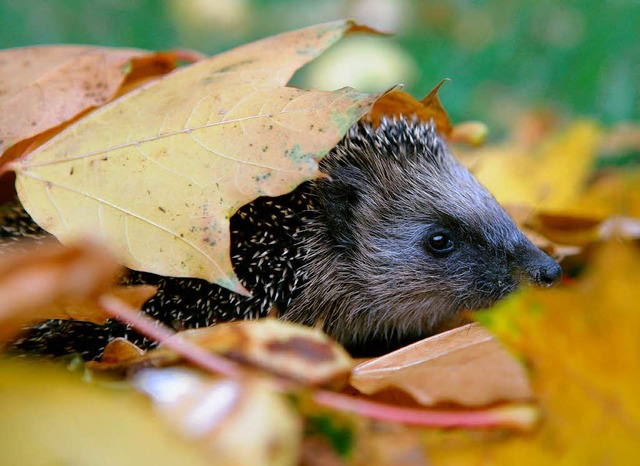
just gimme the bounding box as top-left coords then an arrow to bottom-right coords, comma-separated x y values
0,239 -> 121,343
367,79 -> 453,136
53,283 -> 157,324
100,337 -> 145,364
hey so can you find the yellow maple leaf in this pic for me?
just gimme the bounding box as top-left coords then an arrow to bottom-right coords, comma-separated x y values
468,120 -> 602,214
11,21 -> 382,294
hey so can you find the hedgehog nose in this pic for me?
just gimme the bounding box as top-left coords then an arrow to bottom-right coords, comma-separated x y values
530,259 -> 562,287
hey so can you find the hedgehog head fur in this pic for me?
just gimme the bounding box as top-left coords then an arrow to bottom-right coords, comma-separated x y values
283,116 -> 561,350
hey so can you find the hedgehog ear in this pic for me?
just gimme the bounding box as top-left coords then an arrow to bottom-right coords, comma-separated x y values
318,166 -> 361,248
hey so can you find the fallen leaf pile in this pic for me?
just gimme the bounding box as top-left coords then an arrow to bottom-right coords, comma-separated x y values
1,19 -> 639,466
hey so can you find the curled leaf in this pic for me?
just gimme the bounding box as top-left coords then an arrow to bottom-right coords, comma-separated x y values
95,319 -> 353,388
350,323 -> 532,407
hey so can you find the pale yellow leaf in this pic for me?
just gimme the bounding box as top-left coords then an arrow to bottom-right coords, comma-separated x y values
13,21 -> 381,293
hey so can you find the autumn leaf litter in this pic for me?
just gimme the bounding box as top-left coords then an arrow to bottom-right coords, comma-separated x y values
1,20 -> 639,466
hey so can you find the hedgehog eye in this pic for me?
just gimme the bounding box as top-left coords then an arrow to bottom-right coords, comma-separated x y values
425,232 -> 455,255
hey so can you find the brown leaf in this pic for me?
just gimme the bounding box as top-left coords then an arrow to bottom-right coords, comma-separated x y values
0,239 -> 121,343
52,284 -> 157,324
350,323 -> 532,407
300,437 -> 347,466
100,337 -> 146,364
94,319 -> 353,387
0,46 -> 186,160
367,79 -> 453,136
352,422 -> 429,466
502,204 -> 582,258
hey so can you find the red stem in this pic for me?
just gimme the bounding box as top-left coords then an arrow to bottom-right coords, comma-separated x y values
312,390 -> 538,430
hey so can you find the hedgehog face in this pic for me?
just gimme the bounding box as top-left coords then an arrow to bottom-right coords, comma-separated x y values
293,117 -> 561,350
336,195 -> 559,339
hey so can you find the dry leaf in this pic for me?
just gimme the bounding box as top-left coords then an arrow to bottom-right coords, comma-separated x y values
519,211 -> 640,250
367,79 -> 452,136
135,368 -> 301,466
351,323 -> 532,407
0,360 -> 210,466
0,239 -> 121,343
572,168 -> 640,220
352,422 -> 429,466
502,204 -> 582,258
300,437 -> 347,466
53,283 -> 157,324
13,21 -> 382,294
0,46 -> 184,159
94,319 -> 353,388
100,337 -> 146,363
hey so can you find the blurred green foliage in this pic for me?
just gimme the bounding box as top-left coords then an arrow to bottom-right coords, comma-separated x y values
1,0 -> 637,133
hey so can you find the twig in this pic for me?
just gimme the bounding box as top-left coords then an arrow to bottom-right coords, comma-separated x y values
98,294 -> 239,378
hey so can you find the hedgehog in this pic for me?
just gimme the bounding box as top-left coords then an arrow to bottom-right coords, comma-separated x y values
2,117 -> 561,359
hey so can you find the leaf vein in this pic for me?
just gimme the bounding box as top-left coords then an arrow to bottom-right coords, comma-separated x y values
18,171 -> 225,277
24,105 -> 339,168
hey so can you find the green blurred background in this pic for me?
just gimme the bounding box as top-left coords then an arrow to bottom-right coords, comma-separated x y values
1,0 -> 638,136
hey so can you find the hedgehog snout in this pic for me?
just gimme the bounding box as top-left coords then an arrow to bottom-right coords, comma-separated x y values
518,246 -> 562,287
529,258 -> 562,287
